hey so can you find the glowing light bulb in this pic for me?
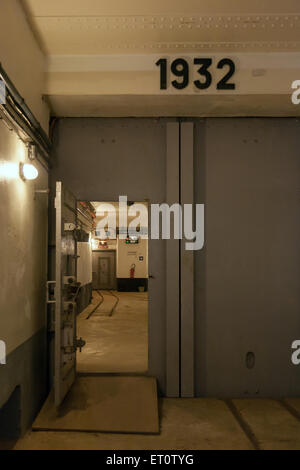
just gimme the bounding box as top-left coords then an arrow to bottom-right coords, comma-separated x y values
20,163 -> 38,181
23,163 -> 38,180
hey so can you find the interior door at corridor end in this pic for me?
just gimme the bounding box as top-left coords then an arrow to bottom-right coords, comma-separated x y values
54,181 -> 79,407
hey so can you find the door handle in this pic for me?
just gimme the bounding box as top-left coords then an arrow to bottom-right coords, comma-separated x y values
76,337 -> 86,353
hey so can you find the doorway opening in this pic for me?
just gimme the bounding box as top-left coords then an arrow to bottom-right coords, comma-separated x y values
75,200 -> 149,375
37,186 -> 157,430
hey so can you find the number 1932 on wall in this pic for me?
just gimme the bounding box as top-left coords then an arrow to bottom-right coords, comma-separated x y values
156,57 -> 236,91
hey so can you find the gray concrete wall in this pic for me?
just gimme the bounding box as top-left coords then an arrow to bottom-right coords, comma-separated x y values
0,328 -> 47,436
0,2 -> 49,433
0,122 -> 48,355
0,121 -> 49,433
194,118 -> 300,397
0,0 -> 49,131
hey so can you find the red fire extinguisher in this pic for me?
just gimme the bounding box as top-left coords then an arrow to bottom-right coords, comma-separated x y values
130,264 -> 136,279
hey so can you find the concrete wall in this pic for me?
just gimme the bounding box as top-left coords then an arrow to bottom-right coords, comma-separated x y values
0,0 -> 49,131
0,1 -> 49,434
117,238 -> 148,279
0,120 -> 49,434
0,122 -> 48,355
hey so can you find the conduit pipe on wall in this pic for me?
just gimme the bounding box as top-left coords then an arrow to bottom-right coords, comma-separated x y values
0,106 -> 49,172
0,63 -> 51,166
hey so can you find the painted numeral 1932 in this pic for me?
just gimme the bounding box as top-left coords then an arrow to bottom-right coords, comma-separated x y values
155,58 -> 236,91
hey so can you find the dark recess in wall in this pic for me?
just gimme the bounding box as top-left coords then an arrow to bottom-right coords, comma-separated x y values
0,386 -> 21,439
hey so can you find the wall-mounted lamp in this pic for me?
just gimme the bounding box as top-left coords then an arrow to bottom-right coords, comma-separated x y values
19,162 -> 38,181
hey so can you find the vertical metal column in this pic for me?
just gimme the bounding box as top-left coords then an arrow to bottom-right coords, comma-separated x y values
180,122 -> 195,397
166,122 -> 180,397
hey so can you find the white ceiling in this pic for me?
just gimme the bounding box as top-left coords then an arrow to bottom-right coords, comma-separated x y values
22,0 -> 300,54
20,1 -> 300,116
21,0 -> 300,16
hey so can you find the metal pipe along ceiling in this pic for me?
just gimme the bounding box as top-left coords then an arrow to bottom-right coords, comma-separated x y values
0,63 -> 52,164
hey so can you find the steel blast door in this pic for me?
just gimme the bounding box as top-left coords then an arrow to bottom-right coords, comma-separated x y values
54,182 -> 78,407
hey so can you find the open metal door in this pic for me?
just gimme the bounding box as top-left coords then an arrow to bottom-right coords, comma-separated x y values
54,181 -> 79,407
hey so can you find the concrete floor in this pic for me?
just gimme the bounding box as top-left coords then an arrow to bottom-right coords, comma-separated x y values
13,398 -> 300,450
76,291 -> 148,373
8,291 -> 300,450
32,376 -> 159,434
